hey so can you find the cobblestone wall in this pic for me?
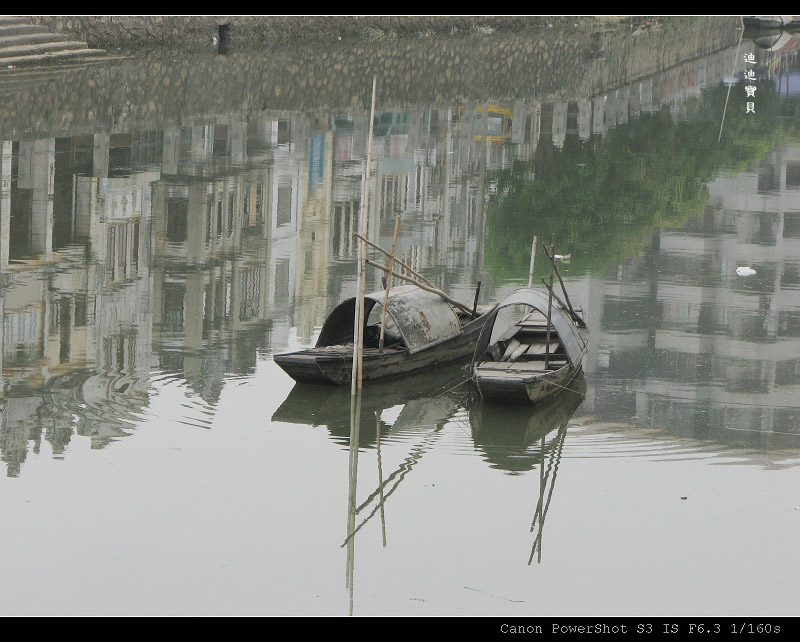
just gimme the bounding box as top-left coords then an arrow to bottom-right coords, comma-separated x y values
2,17 -> 740,140
27,15 -> 627,50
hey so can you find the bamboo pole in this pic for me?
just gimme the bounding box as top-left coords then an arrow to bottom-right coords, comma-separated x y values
544,236 -> 555,370
541,244 -> 581,322
351,75 -> 377,393
354,232 -> 434,289
378,215 -> 402,353
540,279 -> 579,324
365,258 -> 475,316
472,281 -> 481,317
527,235 -> 538,288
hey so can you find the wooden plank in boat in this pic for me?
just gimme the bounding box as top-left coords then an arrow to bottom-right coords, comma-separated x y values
507,342 -> 529,361
524,340 -> 561,355
501,338 -> 521,361
479,362 -> 515,371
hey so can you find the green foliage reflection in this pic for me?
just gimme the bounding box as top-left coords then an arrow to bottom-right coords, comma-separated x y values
485,82 -> 792,280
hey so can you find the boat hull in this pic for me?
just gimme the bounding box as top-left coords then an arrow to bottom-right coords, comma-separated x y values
475,361 -> 583,405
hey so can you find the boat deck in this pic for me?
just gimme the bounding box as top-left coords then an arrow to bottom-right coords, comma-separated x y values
478,309 -> 569,373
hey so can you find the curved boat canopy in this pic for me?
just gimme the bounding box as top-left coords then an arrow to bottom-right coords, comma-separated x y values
316,284 -> 462,354
473,288 -> 586,364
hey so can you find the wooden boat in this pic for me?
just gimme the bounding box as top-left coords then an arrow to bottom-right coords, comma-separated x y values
472,287 -> 588,405
274,284 -> 491,385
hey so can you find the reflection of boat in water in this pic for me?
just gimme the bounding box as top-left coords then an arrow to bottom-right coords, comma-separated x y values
470,372 -> 585,473
749,29 -> 800,52
472,288 -> 588,405
271,363 -> 470,447
341,386 -> 465,615
473,373 -> 584,564
274,284 -> 491,385
744,16 -> 800,30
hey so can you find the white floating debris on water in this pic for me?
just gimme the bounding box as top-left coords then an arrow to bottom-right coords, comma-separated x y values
555,254 -> 571,262
736,266 -> 757,276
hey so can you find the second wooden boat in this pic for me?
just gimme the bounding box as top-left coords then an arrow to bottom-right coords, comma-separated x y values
472,288 -> 588,404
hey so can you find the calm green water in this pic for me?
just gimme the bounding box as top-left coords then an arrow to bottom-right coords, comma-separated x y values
1,21 -> 799,616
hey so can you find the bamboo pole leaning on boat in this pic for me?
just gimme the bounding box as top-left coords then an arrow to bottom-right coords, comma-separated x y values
541,279 -> 575,324
379,214 -> 402,353
354,232 -> 434,289
541,243 -> 583,323
364,259 -> 476,317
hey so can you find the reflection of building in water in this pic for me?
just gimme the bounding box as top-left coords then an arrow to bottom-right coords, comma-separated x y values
0,133 -> 156,475
150,120 -> 282,403
0,41 -> 762,474
578,144 -> 800,448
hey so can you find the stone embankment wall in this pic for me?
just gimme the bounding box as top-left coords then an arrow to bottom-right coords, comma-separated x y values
2,17 -> 740,141
27,15 -> 627,50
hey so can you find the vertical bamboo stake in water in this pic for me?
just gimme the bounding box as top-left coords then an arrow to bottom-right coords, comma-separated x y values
527,235 -> 538,288
544,235 -> 556,370
378,213 -> 401,353
346,76 -> 376,614
351,75 -> 377,393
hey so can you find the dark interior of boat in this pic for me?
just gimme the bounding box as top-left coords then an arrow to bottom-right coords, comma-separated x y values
315,299 -> 406,351
479,308 -> 568,373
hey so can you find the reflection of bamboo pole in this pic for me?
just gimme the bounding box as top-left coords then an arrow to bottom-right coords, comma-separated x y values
345,389 -> 362,614
379,215 -> 402,353
718,17 -> 745,143
528,422 -> 568,565
354,232 -> 433,288
544,236 -> 556,369
527,235 -> 537,288
365,258 -> 475,316
352,75 -> 378,392
376,413 -> 387,547
341,411 -> 449,547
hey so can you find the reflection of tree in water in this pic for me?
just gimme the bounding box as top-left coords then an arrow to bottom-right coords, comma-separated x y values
484,82 -> 791,281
